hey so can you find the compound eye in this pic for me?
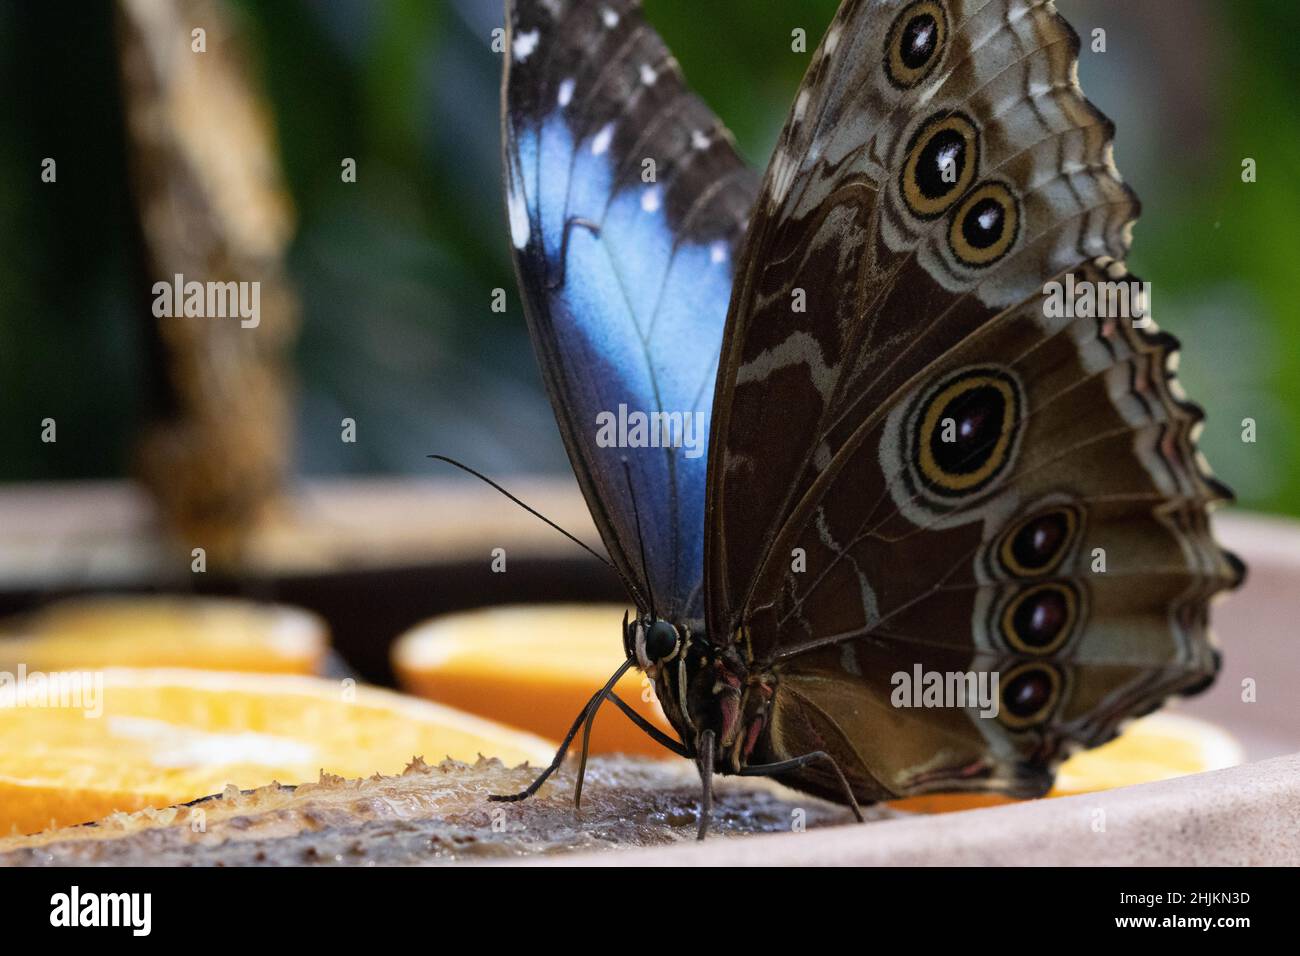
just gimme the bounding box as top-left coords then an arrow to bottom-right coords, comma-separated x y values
644,620 -> 679,662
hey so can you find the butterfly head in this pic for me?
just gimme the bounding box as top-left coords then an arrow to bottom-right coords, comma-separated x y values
624,612 -> 683,674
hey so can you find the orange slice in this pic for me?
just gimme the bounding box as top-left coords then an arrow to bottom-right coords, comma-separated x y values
394,605 -> 674,756
891,712 -> 1244,813
0,596 -> 326,675
0,667 -> 556,835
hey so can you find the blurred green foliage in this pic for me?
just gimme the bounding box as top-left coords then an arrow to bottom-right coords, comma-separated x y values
1,0 -> 1297,516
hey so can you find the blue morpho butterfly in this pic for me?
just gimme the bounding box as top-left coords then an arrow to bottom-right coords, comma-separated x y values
474,0 -> 1243,838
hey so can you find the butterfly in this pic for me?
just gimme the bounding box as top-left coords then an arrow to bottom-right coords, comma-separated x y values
496,0 -> 1243,838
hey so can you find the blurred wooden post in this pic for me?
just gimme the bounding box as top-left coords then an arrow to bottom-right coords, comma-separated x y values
115,0 -> 298,569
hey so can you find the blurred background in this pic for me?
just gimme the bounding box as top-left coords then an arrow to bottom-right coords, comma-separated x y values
1,0 -> 1297,676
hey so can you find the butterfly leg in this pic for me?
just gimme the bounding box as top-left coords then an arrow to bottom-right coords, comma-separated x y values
487,688 -> 602,803
738,752 -> 866,823
572,702 -> 599,811
486,682 -> 688,807
572,658 -> 637,809
608,691 -> 693,757
696,728 -> 716,840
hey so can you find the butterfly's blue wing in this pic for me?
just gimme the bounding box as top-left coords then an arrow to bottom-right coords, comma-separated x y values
503,0 -> 758,625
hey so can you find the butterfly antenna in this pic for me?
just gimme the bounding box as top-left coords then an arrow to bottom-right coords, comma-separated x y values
621,457 -> 657,620
427,454 -> 619,574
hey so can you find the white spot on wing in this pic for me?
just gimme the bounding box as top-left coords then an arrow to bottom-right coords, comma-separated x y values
513,30 -> 539,61
768,148 -> 798,205
508,182 -> 530,249
639,63 -> 657,85
710,241 -> 727,265
825,24 -> 841,55
794,89 -> 810,121
736,331 -> 835,400
691,129 -> 710,151
602,7 -> 619,28
812,505 -> 879,629
641,187 -> 661,213
591,122 -> 614,156
557,77 -> 575,107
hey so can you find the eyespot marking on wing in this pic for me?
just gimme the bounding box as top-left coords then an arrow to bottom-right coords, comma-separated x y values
913,367 -> 1023,498
884,0 -> 949,90
901,112 -> 979,219
999,663 -> 1063,729
999,582 -> 1081,656
998,506 -> 1081,579
947,181 -> 1020,268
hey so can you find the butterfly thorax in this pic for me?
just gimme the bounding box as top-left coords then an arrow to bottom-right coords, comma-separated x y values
634,617 -> 773,773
